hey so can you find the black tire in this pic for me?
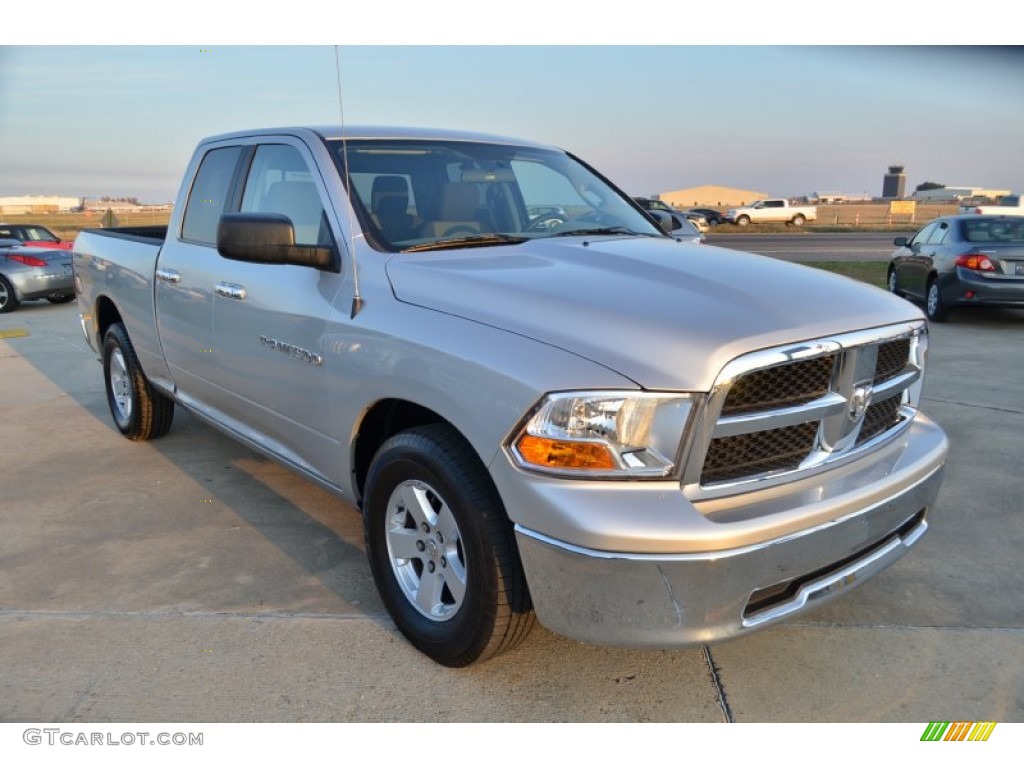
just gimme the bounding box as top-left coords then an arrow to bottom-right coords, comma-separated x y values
102,323 -> 175,440
47,294 -> 76,304
925,278 -> 950,323
791,214 -> 806,227
887,267 -> 903,298
0,275 -> 20,314
364,423 -> 534,667
736,215 -> 750,226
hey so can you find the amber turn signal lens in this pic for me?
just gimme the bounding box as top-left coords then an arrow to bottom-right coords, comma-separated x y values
516,435 -> 617,470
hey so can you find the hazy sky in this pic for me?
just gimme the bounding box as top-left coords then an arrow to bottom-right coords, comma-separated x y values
3,44 -> 1022,203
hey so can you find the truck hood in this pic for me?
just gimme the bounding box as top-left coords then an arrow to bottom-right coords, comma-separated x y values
385,236 -> 922,391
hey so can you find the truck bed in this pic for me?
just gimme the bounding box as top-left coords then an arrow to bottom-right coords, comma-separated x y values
73,227 -> 167,378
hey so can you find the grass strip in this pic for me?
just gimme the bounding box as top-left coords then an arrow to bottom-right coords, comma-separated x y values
796,260 -> 888,289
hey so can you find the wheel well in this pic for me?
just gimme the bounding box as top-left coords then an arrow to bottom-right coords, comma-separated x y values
95,296 -> 123,345
352,399 -> 449,502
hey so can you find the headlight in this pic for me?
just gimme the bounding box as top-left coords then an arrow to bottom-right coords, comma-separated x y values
509,391 -> 696,478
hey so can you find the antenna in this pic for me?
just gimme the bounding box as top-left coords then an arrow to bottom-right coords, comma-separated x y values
334,46 -> 364,319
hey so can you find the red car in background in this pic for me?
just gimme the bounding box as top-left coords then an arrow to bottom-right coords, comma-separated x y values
0,223 -> 74,250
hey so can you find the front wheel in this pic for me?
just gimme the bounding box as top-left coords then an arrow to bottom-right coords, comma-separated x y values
364,424 -> 534,667
926,279 -> 950,323
887,267 -> 903,297
102,323 -> 175,440
736,215 -> 751,226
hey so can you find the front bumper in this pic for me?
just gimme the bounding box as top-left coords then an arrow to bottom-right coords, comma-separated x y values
503,414 -> 947,647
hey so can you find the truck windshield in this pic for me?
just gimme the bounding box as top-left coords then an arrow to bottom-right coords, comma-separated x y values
327,138 -> 662,252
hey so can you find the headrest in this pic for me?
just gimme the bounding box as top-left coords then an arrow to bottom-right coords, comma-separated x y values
438,183 -> 478,220
371,175 -> 410,213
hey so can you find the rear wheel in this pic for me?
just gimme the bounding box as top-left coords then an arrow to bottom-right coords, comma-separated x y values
364,424 -> 534,667
102,323 -> 175,440
0,275 -> 20,313
926,278 -> 950,323
791,214 -> 806,226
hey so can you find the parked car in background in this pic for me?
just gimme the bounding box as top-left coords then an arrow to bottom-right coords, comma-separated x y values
665,216 -> 705,244
0,223 -> 74,250
526,206 -> 569,230
633,197 -> 708,234
0,240 -> 75,313
685,207 -> 726,227
888,214 -> 1024,322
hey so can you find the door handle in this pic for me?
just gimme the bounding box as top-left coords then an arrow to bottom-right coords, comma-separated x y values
214,282 -> 247,300
155,268 -> 182,284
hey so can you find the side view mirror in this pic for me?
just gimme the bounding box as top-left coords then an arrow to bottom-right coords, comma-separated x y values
217,213 -> 335,270
648,210 -> 675,234
893,236 -> 908,247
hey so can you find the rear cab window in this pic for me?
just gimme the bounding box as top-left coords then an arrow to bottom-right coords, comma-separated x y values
181,146 -> 244,244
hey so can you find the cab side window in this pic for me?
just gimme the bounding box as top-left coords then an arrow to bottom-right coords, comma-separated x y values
240,145 -> 332,247
181,146 -> 243,244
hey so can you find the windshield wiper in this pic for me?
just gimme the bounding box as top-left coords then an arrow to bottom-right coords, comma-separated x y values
401,233 -> 529,253
547,227 -> 658,238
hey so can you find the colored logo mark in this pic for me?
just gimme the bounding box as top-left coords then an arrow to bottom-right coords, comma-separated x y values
921,722 -> 997,741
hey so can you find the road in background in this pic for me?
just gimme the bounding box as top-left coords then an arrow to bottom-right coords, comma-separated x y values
706,232 -> 913,262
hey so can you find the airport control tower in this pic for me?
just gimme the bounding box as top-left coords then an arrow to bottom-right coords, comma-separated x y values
883,165 -> 906,199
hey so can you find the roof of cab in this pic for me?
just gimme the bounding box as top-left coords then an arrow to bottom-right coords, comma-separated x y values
200,125 -> 558,151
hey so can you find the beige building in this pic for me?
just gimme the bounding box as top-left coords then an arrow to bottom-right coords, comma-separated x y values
660,185 -> 768,209
0,195 -> 83,215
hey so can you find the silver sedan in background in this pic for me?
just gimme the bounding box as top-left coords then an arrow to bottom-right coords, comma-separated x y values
0,239 -> 75,313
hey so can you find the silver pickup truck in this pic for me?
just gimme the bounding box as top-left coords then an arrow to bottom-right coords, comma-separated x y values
74,126 -> 949,667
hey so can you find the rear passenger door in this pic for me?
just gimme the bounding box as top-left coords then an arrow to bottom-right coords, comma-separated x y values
156,143 -> 244,409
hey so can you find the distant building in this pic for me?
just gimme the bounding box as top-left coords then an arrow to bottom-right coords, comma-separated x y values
811,191 -> 874,204
659,185 -> 768,209
913,186 -> 1011,202
883,166 -> 906,199
0,195 -> 83,215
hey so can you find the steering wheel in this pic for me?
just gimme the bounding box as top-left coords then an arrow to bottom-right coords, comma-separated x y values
440,225 -> 480,238
526,212 -> 567,232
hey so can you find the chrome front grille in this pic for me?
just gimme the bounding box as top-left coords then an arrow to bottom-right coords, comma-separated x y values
857,393 -> 904,445
687,323 -> 927,498
874,338 -> 911,383
720,354 -> 836,415
702,421 -> 819,484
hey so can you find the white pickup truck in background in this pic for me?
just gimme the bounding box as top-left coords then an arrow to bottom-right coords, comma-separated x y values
725,198 -> 818,226
960,193 -> 1024,216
